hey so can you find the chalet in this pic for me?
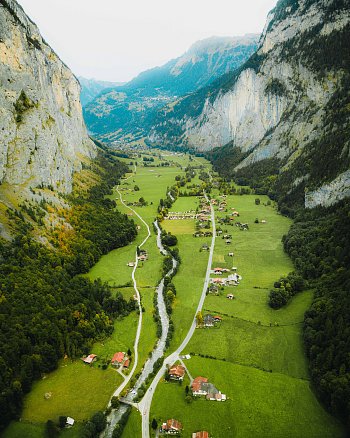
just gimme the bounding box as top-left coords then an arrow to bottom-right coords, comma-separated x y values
161,419 -> 183,434
228,252 -> 234,257
207,392 -> 227,401
191,377 -> 208,395
211,278 -> 225,285
192,377 -> 226,401
217,230 -> 223,235
127,261 -> 135,267
201,244 -> 209,251
82,354 -> 97,364
213,267 -> 224,275
225,239 -> 232,245
138,254 -> 148,261
203,314 -> 215,327
123,359 -> 130,368
169,364 -> 186,381
192,432 -> 209,438
208,284 -> 219,294
111,352 -> 125,367
226,294 -> 235,300
213,315 -> 222,322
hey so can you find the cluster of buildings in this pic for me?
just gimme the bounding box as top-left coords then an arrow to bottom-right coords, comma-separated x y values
191,376 -> 227,401
81,351 -> 130,368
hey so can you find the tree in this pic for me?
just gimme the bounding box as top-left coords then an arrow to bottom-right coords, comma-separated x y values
111,396 -> 120,409
255,198 -> 261,205
196,311 -> 203,326
46,420 -> 59,438
59,415 -> 67,428
91,411 -> 107,433
151,418 -> 158,430
134,185 -> 140,191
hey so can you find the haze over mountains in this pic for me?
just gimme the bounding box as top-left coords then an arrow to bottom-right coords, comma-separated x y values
83,34 -> 259,143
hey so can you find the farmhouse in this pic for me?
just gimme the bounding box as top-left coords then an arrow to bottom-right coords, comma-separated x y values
191,377 -> 226,401
169,364 -> 185,381
123,359 -> 130,368
192,432 -> 209,438
161,419 -> 183,434
111,352 -> 125,367
82,354 -> 97,364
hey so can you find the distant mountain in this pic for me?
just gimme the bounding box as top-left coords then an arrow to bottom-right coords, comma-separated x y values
83,35 -> 259,143
78,77 -> 124,106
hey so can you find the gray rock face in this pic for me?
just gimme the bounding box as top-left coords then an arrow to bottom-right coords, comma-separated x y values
305,170 -> 350,208
149,0 -> 350,208
0,0 -> 96,193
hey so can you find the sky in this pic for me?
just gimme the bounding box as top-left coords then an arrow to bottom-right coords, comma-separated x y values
19,0 -> 277,83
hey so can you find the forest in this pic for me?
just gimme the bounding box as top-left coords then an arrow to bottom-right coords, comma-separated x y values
0,151 -> 137,430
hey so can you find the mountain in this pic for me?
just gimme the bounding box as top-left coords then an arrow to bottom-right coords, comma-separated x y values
78,76 -> 124,106
149,0 -> 350,210
83,34 -> 259,143
0,0 -> 96,196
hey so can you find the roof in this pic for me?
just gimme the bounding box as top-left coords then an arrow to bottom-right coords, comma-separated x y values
66,417 -> 75,426
169,364 -> 185,378
165,419 -> 182,431
123,359 -> 130,368
111,352 -> 124,363
82,354 -> 97,364
213,315 -> 222,320
192,432 -> 209,438
214,267 -> 224,271
191,376 -> 208,392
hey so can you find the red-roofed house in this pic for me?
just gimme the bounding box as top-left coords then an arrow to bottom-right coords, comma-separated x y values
123,359 -> 130,368
169,364 -> 185,381
191,377 -> 208,394
161,419 -> 182,434
111,352 -> 124,367
192,432 -> 209,438
82,354 -> 97,364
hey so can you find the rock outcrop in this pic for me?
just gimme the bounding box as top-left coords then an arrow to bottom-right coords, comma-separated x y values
149,0 -> 350,208
0,0 -> 96,193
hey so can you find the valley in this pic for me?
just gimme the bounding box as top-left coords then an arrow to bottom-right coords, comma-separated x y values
4,152 -> 344,437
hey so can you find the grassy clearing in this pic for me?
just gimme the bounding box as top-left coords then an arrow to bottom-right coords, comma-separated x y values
151,186 -> 345,437
121,408 -> 142,438
162,196 -> 210,351
21,360 -> 123,423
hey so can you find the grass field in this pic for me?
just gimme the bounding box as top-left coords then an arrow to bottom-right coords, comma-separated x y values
151,187 -> 345,437
151,356 -> 343,438
121,408 -> 142,438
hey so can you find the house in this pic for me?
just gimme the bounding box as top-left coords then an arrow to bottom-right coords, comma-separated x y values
123,359 -> 130,368
228,252 -> 234,257
169,364 -> 185,381
191,377 -> 208,395
192,432 -> 209,438
208,284 -> 219,294
225,239 -> 232,245
161,419 -> 183,434
213,267 -> 223,275
127,261 -> 135,267
82,354 -> 97,364
211,278 -> 225,285
227,293 -> 235,299
207,392 -> 227,401
201,244 -> 209,251
66,417 -> 75,427
203,314 -> 215,327
261,219 -> 267,223
213,315 -> 222,322
111,352 -> 125,367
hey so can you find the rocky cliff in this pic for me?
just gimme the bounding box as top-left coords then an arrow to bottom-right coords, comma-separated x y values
149,0 -> 350,208
83,35 -> 258,144
0,0 -> 96,194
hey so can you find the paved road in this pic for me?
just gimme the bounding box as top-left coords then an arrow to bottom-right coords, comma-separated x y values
139,190 -> 216,437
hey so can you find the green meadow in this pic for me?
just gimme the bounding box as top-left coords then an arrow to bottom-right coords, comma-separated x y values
151,188 -> 345,437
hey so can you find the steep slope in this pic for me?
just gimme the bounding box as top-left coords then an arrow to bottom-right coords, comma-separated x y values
0,0 -> 96,196
78,76 -> 124,106
149,0 -> 350,209
83,35 -> 258,143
